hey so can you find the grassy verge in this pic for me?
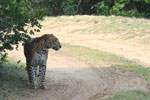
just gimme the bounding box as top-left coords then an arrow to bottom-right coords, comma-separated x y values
61,44 -> 150,82
43,16 -> 150,44
0,60 -> 28,100
104,90 -> 150,100
61,44 -> 150,100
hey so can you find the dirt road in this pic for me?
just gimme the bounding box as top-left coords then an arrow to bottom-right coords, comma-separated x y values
8,44 -> 148,100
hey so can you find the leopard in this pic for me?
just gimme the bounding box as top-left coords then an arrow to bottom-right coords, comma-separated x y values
24,34 -> 61,89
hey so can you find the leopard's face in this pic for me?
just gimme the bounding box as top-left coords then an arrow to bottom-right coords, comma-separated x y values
46,34 -> 61,51
51,38 -> 61,51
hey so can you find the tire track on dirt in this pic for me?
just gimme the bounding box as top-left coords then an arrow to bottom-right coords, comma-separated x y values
20,66 -> 148,100
20,61 -> 148,100
89,67 -> 148,100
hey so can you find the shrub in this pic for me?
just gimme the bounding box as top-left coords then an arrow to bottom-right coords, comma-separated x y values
0,0 -> 45,63
94,0 -> 150,18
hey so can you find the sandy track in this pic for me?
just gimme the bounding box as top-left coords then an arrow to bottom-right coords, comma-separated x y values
8,45 -> 148,100
20,66 -> 148,100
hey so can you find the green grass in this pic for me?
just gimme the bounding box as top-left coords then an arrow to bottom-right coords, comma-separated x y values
104,90 -> 150,100
62,44 -> 125,64
62,44 -> 150,82
120,61 -> 150,82
0,60 -> 28,100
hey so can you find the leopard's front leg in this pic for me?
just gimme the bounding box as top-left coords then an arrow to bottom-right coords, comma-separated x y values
38,60 -> 47,90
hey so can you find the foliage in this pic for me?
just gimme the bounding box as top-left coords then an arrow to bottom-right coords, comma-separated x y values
0,0 -> 45,63
31,0 -> 150,17
104,90 -> 150,100
94,0 -> 150,18
31,0 -> 64,16
0,60 -> 28,99
62,0 -> 91,15
32,0 -> 91,15
61,0 -> 78,15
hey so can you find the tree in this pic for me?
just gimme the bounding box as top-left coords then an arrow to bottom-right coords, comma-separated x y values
0,0 -> 45,63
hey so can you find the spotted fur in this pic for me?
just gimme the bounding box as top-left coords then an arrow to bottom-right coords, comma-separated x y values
24,34 -> 61,89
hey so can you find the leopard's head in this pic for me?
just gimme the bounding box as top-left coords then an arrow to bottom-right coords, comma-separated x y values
44,34 -> 61,51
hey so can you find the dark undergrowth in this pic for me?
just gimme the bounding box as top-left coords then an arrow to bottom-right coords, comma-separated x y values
0,60 -> 28,100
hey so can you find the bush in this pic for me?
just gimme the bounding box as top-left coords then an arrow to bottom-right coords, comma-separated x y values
94,0 -> 150,18
32,0 -> 91,16
0,0 -> 45,62
30,0 -> 150,17
31,0 -> 64,16
0,60 -> 28,99
62,0 -> 91,15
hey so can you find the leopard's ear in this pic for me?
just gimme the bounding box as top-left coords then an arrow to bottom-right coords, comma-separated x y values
50,34 -> 54,36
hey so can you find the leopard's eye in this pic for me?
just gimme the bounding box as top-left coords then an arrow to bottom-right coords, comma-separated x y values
54,39 -> 57,42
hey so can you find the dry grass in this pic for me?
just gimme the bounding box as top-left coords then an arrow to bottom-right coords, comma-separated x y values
41,15 -> 150,44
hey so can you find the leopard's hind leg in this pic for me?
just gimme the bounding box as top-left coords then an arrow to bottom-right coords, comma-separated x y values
26,59 -> 38,89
